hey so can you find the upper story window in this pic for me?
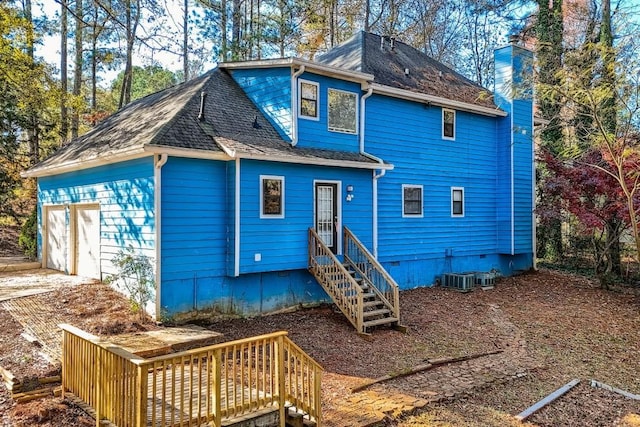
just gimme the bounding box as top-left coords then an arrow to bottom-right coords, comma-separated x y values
402,184 -> 423,217
451,187 -> 464,217
443,108 -> 455,140
328,89 -> 357,134
299,80 -> 319,120
260,175 -> 285,219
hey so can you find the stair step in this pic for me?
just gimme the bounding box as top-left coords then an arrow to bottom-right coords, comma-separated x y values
363,308 -> 390,318
363,317 -> 399,328
362,292 -> 377,300
363,300 -> 383,308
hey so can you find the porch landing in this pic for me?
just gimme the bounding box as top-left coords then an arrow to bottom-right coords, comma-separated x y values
108,326 -> 225,358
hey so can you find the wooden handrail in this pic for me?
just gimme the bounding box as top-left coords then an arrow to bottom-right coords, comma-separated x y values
61,326 -> 323,427
343,227 -> 401,320
308,227 -> 365,332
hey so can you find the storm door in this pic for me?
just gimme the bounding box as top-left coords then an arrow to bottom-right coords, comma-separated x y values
315,182 -> 339,253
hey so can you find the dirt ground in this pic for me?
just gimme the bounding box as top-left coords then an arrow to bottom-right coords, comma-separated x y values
1,269 -> 640,426
0,225 -> 20,257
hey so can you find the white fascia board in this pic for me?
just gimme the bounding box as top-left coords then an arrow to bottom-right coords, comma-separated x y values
237,152 -> 394,170
369,83 -> 508,117
220,58 -> 374,84
21,147 -> 150,178
143,145 -> 231,160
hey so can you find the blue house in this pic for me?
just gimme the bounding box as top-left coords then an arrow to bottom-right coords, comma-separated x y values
25,33 -> 534,332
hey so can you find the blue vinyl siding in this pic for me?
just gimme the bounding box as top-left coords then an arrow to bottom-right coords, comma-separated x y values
160,157 -> 228,282
366,95 -> 498,268
37,157 -> 155,277
157,157 -> 370,315
239,159 -> 373,274
229,68 -> 292,140
295,72 -> 361,152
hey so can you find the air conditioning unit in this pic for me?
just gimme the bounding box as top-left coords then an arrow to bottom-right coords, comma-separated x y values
474,272 -> 496,287
442,273 -> 475,291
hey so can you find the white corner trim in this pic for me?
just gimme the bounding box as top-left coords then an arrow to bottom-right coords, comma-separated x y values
154,153 -> 167,320
234,158 -> 241,277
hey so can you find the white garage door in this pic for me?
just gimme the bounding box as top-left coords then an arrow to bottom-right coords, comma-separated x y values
46,206 -> 67,272
75,205 -> 101,279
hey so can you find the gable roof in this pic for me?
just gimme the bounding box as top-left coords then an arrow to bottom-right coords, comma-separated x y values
25,69 -> 386,177
316,32 -> 497,111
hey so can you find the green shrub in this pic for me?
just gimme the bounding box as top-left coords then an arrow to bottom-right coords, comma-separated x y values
105,246 -> 155,321
18,208 -> 37,260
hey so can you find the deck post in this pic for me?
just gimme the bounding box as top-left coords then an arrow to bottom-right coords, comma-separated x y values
95,348 -> 101,427
213,349 -> 222,427
276,335 -> 286,427
136,363 -> 148,427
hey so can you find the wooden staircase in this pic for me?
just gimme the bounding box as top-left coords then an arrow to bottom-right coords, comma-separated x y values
308,227 -> 404,335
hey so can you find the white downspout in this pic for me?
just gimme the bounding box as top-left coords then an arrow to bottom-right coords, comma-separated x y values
234,157 -> 241,276
359,87 -> 386,258
154,153 -> 168,320
291,65 -> 306,146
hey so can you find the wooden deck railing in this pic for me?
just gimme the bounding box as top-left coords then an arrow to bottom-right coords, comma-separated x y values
344,227 -> 401,321
308,227 -> 364,332
60,324 -> 322,427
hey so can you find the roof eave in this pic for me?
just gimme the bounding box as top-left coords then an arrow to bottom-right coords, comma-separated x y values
369,83 -> 508,117
21,147 -> 151,178
214,138 -> 392,170
236,152 -> 393,170
143,144 -> 231,160
220,58 -> 375,84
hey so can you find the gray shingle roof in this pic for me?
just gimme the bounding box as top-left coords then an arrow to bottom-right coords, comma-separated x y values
28,68 -> 381,176
317,32 -> 496,109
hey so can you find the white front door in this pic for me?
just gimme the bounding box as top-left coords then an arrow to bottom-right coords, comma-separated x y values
75,205 -> 101,279
315,182 -> 338,253
46,206 -> 67,272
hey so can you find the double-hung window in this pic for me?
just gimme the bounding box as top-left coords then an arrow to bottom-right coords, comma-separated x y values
402,185 -> 423,217
451,187 -> 464,217
443,108 -> 455,140
328,89 -> 357,134
260,175 -> 285,218
299,80 -> 319,119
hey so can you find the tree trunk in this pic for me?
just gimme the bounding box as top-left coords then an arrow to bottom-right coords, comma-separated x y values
60,0 -> 68,143
183,0 -> 189,81
535,0 -> 564,261
119,0 -> 139,108
231,0 -> 241,60
221,0 -> 227,60
22,0 -> 40,164
71,0 -> 83,139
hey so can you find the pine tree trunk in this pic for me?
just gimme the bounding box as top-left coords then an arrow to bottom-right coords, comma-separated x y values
71,0 -> 83,139
183,0 -> 189,81
60,0 -> 68,143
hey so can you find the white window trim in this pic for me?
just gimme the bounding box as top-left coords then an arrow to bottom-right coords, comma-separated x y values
298,79 -> 319,121
327,88 -> 358,134
260,175 -> 285,219
402,184 -> 423,218
442,108 -> 456,140
451,186 -> 465,217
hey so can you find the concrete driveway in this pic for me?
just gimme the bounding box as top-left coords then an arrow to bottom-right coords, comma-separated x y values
0,267 -> 96,301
